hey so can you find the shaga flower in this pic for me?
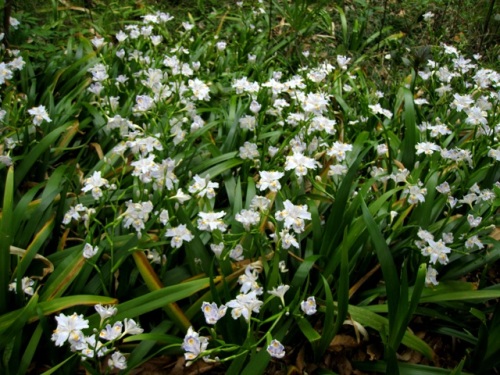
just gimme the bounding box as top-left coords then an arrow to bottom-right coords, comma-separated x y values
284,151 -> 320,178
165,224 -> 194,248
108,351 -> 127,370
235,209 -> 260,231
81,171 -> 110,200
275,200 -> 311,234
182,327 -> 209,366
278,260 -> 289,273
436,182 -> 451,194
420,239 -> 451,265
300,296 -> 317,315
268,285 -> 290,306
210,242 -> 224,258
403,184 -> 427,205
229,244 -> 245,261
239,141 -> 260,160
197,211 -> 227,232
250,196 -> 271,211
133,94 -> 155,113
51,313 -> 90,347
369,103 -> 393,119
188,78 -> 210,101
415,142 -> 441,155
62,203 -> 95,226
82,243 -> 98,259
467,214 -> 482,228
159,209 -> 170,225
465,235 -> 484,250
80,334 -> 108,359
188,174 -> 219,199
171,188 -> 191,203
131,154 -> 160,184
226,290 -> 263,322
328,163 -> 348,176
337,55 -> 351,70
201,302 -> 227,324
239,115 -> 257,131
122,200 -> 154,237
8,277 -> 35,296
95,304 -> 117,321
422,11 -> 434,21
279,230 -> 299,249
425,266 -> 439,286
238,264 -> 261,294
28,105 -> 52,126
488,147 -> 500,161
257,171 -> 284,192
267,339 -> 286,358
0,62 -> 13,84
123,318 -> 144,335
302,92 -> 329,114
326,141 -> 353,162
100,321 -> 123,341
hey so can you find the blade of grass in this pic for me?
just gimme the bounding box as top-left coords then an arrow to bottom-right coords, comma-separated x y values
40,247 -> 86,301
0,294 -> 117,334
354,360 -> 472,374
361,194 -> 401,370
14,123 -> 71,188
0,166 -> 14,314
132,251 -> 191,331
348,304 -> 434,359
16,216 -> 55,281
88,278 -> 211,326
316,275 -> 335,358
397,87 -> 417,169
361,195 -> 399,327
420,290 -> 500,303
18,322 -> 43,375
0,293 -> 39,349
125,320 -> 175,370
333,228 -> 350,334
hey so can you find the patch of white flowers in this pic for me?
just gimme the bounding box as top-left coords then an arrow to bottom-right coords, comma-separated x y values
51,304 -> 144,370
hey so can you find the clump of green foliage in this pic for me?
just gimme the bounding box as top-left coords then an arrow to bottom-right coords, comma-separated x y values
0,1 -> 499,374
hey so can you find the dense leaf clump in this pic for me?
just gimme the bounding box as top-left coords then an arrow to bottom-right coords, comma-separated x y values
0,1 -> 499,374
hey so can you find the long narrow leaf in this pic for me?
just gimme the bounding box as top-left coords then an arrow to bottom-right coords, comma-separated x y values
132,251 -> 191,330
0,166 -> 14,314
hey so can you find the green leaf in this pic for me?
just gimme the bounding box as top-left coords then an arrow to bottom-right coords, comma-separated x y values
291,255 -> 321,289
0,293 -> 39,349
126,320 -> 176,370
317,275 -> 335,358
40,247 -> 86,301
0,166 -> 14,314
333,229 -> 350,335
132,251 -> 191,331
420,290 -> 500,303
40,354 -> 78,375
14,124 -> 71,188
360,195 -> 400,336
0,295 -> 117,332
348,304 -> 434,359
354,360 -> 472,374
16,216 -> 55,281
123,332 -> 181,344
91,278 -> 210,325
296,315 -> 321,343
18,322 -> 44,375
397,87 -> 417,169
